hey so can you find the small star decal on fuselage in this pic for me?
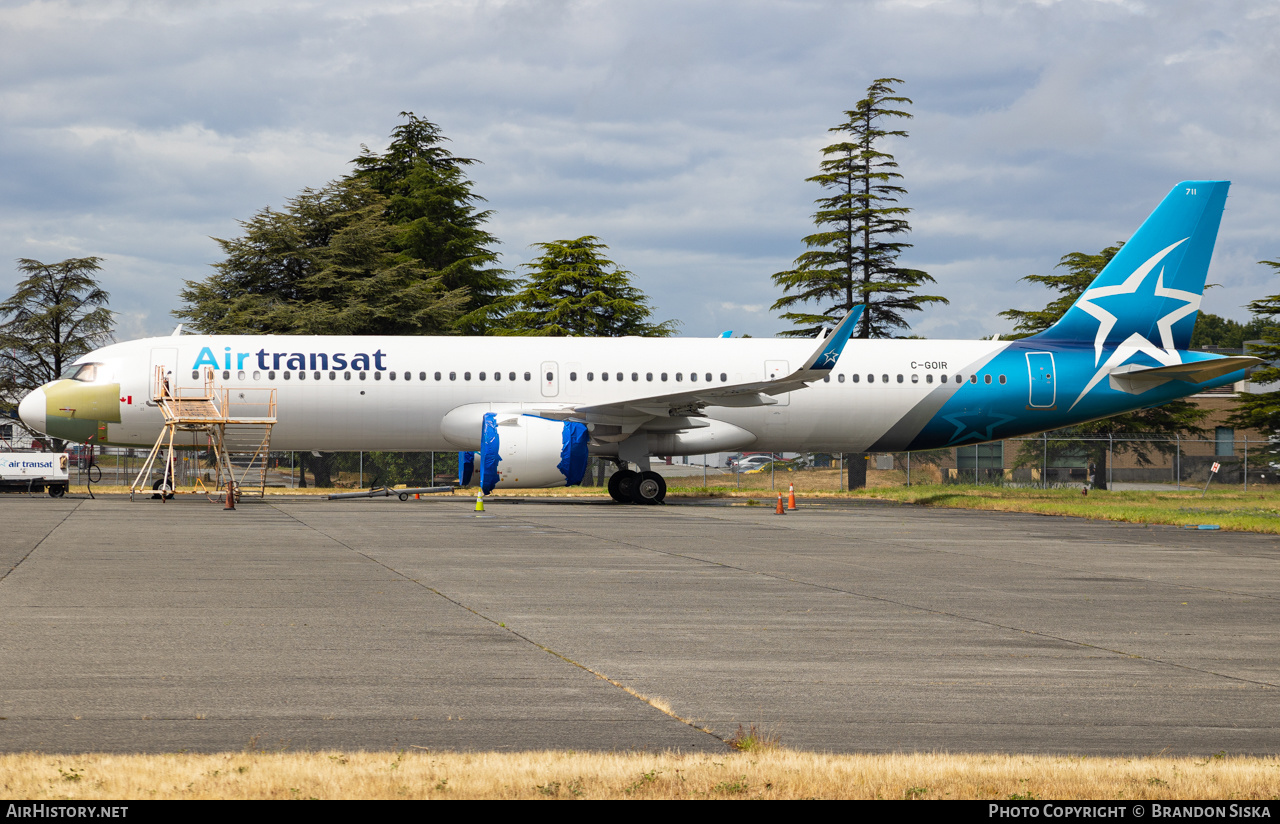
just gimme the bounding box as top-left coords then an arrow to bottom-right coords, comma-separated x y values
941,407 -> 1018,445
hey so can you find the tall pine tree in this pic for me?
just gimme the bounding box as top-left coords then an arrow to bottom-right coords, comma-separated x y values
772,78 -> 947,339
352,112 -> 512,333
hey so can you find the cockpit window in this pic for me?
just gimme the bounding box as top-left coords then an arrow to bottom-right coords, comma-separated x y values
62,362 -> 105,382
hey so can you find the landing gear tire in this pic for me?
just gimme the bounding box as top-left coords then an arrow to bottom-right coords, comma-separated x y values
48,484 -> 66,498
151,479 -> 173,501
608,469 -> 638,503
630,471 -> 667,505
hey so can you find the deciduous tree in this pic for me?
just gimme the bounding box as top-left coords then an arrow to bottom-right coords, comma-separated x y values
1228,259 -> 1280,462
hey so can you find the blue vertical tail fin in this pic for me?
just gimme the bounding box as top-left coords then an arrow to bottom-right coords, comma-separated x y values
1028,180 -> 1229,357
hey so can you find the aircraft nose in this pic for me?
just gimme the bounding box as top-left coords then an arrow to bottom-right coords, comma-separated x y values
17,386 -> 47,434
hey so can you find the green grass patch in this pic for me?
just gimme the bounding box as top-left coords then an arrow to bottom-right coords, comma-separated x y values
847,484 -> 1280,533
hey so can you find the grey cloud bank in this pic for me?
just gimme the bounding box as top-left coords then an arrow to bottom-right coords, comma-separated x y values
2,0 -> 1277,341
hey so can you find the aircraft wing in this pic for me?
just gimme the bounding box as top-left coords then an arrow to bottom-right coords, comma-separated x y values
556,307 -> 862,429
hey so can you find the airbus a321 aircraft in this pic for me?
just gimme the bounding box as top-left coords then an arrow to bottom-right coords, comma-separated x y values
17,180 -> 1259,504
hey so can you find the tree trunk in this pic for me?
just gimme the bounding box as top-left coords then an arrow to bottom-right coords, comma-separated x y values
596,459 -> 606,487
847,452 -> 868,489
1089,445 -> 1107,491
309,452 -> 333,487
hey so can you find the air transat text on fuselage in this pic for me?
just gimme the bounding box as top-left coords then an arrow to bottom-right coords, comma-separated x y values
191,346 -> 389,372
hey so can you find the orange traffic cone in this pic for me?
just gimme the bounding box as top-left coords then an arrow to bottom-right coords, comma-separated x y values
775,494 -> 786,515
787,483 -> 797,510
223,481 -> 236,511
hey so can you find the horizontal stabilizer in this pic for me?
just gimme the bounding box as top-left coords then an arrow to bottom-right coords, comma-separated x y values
1108,356 -> 1261,394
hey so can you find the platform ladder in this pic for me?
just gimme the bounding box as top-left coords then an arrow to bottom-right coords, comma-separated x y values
130,367 -> 277,500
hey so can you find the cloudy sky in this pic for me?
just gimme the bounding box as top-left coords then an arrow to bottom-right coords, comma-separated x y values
2,0 -> 1277,341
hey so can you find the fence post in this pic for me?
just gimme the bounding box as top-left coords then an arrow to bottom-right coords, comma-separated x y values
703,454 -> 707,488
1175,434 -> 1180,490
359,451 -> 363,488
839,453 -> 844,492
1244,435 -> 1249,491
1042,432 -> 1047,489
907,451 -> 911,487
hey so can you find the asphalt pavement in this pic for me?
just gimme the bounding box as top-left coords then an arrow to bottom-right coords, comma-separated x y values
1,492 -> 1277,754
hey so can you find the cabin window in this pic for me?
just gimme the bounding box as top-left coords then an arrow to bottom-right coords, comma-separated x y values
647,372 -> 654,381
969,375 -> 977,384
823,375 -> 830,383
676,373 -> 683,382
544,371 -> 552,382
524,372 -> 531,381
299,371 -> 307,381
720,373 -> 727,382
420,372 -> 427,381
327,371 -> 335,380
435,372 -> 442,381
375,372 -> 383,381
313,371 -> 320,380
390,371 -> 397,380
284,372 -> 291,380
344,372 -> 351,381
569,372 -> 577,381
661,373 -> 668,381
509,372 -> 516,381
268,371 -> 276,380
403,372 -> 410,381
911,374 -> 919,383
866,374 -> 874,383
882,374 -> 889,383
463,372 -> 471,381
689,372 -> 697,382
838,374 -> 845,383
940,374 -> 947,384
359,371 -> 367,380
236,371 -> 244,381
999,375 -> 1007,385
926,374 -> 933,384
253,371 -> 261,380
493,371 -> 500,381
478,372 -> 486,381
896,374 -> 904,383
600,372 -> 608,382
223,370 -> 230,381
587,372 -> 594,381
632,372 -> 639,381
984,374 -> 991,385
616,373 -> 623,381
191,370 -> 199,380
852,374 -> 860,383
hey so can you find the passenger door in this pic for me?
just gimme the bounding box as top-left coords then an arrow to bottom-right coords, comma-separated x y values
1026,352 -> 1056,408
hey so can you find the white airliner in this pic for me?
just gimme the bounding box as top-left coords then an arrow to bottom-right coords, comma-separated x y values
16,181 -> 1258,503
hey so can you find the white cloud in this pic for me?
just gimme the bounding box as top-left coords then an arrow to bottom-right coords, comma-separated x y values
1,0 -> 1278,343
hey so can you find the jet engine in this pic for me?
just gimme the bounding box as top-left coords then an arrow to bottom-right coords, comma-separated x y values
478,413 -> 590,494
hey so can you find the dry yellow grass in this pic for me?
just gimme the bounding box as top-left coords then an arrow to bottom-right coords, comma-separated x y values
3,750 -> 1278,800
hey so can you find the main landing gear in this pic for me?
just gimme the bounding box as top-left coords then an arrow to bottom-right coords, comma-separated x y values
607,467 -> 667,505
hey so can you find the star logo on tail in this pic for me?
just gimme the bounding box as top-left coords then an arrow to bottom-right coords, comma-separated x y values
1068,238 -> 1198,410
